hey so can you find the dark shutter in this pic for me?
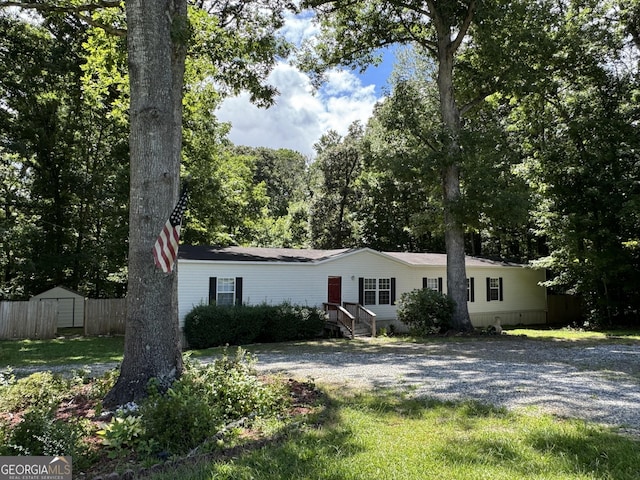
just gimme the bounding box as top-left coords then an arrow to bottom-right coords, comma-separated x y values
209,277 -> 217,305
438,277 -> 443,293
358,277 -> 364,305
486,277 -> 491,302
422,277 -> 428,289
235,277 -> 243,306
470,277 -> 475,302
499,277 -> 503,302
391,277 -> 396,305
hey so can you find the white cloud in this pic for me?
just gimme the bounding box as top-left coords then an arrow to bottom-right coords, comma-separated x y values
216,62 -> 379,158
215,11 -> 383,158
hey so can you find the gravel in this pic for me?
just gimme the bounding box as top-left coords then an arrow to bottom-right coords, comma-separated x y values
10,337 -> 640,436
249,338 -> 640,436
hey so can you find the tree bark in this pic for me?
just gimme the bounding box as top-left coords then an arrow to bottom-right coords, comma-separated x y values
433,5 -> 474,332
104,0 -> 187,407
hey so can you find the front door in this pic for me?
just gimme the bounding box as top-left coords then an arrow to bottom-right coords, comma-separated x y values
327,276 -> 342,305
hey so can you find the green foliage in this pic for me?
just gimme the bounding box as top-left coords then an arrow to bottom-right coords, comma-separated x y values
97,411 -> 158,458
138,350 -> 287,455
396,288 -> 455,335
184,303 -> 324,349
309,122 -> 365,248
0,371 -> 74,413
0,409 -> 91,467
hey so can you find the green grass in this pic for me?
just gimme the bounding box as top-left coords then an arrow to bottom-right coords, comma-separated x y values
504,327 -> 640,343
146,387 -> 640,480
0,336 -> 124,368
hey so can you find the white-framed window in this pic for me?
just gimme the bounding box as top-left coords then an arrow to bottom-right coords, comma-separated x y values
487,277 -> 503,302
217,277 -> 236,306
425,278 -> 439,291
361,277 -> 395,306
467,277 -> 475,302
378,278 -> 391,305
364,278 -> 377,305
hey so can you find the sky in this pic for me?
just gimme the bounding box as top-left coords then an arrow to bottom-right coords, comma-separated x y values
215,10 -> 395,159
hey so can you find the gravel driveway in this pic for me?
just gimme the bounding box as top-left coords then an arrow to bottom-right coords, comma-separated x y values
11,337 -> 640,436
249,338 -> 640,437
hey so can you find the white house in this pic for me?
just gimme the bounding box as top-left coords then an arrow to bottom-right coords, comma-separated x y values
177,246 -> 547,333
30,286 -> 85,329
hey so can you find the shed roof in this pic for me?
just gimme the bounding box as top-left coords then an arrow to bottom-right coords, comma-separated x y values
179,246 -> 525,267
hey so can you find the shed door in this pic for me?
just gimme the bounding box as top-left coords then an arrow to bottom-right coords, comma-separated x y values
327,276 -> 342,305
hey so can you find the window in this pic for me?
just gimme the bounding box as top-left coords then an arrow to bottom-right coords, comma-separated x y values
486,277 -> 503,302
209,277 -> 243,306
360,277 -> 396,306
489,278 -> 499,301
378,278 -> 391,305
217,278 -> 236,306
424,278 -> 439,292
364,278 -> 377,305
467,277 -> 475,302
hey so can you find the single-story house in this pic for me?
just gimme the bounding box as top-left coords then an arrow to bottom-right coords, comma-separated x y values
30,286 -> 85,328
177,246 -> 547,333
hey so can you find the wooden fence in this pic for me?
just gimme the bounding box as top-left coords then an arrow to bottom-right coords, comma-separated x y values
0,298 -> 127,339
84,298 -> 126,336
547,294 -> 582,325
0,301 -> 58,340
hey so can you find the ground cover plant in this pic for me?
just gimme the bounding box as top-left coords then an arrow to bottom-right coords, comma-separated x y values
0,348 -> 314,478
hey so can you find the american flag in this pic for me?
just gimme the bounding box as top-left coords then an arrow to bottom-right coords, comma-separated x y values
153,186 -> 188,273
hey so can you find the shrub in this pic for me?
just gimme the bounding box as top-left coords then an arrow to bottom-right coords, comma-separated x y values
2,408 -> 92,467
184,304 -> 237,349
138,349 -> 287,455
184,303 -> 324,349
396,288 -> 455,335
0,371 -> 74,413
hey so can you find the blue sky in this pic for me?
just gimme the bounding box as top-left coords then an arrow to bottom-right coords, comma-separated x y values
216,12 -> 395,158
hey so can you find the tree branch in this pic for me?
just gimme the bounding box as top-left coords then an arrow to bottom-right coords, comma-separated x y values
0,0 -> 125,36
450,0 -> 476,54
459,90 -> 492,116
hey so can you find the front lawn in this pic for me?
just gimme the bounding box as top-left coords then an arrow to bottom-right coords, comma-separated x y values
0,335 -> 124,368
145,387 -> 640,480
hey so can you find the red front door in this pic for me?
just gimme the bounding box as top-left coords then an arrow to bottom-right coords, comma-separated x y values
327,276 -> 342,305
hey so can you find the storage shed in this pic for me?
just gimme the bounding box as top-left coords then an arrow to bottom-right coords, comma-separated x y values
31,286 -> 85,328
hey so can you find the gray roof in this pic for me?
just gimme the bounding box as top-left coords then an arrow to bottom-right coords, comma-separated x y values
178,245 -> 351,263
179,246 -> 524,267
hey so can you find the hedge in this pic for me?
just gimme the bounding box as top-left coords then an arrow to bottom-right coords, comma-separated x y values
184,302 -> 325,349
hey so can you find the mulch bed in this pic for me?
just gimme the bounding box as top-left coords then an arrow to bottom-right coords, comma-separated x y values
69,377 -> 324,479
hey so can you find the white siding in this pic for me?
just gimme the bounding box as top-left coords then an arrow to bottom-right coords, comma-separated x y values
177,250 -> 548,330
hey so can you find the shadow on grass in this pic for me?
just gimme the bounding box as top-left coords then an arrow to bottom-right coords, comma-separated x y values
0,336 -> 124,368
147,388 -> 640,480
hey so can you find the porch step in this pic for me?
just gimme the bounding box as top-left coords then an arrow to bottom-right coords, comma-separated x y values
334,322 -> 371,339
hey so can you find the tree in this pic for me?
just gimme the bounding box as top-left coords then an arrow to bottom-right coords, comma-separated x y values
0,11 -> 129,299
0,0 -> 292,405
301,0 -> 556,330
106,0 -> 292,406
309,122 -> 364,248
508,1 -> 640,325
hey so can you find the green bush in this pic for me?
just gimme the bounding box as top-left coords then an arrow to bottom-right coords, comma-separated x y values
1,408 -> 92,467
396,288 -> 455,335
0,371 -> 74,413
184,302 -> 324,349
138,349 -> 287,455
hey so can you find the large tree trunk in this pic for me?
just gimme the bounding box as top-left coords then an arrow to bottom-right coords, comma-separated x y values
434,14 -> 474,332
104,0 -> 187,407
